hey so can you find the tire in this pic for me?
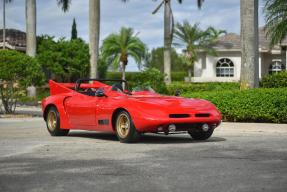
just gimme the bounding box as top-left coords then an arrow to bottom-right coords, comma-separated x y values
115,111 -> 139,143
45,106 -> 69,136
188,127 -> 214,140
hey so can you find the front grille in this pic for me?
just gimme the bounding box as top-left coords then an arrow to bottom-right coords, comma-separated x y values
195,113 -> 210,117
169,114 -> 190,118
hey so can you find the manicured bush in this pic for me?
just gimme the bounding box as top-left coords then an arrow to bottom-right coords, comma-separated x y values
106,72 -> 141,81
261,71 -> 287,88
106,71 -> 187,82
0,50 -> 44,113
133,68 -> 167,93
171,72 -> 187,81
183,88 -> 287,123
166,82 -> 240,95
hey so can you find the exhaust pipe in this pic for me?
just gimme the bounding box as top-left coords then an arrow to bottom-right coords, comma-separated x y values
202,123 -> 209,132
168,124 -> 176,132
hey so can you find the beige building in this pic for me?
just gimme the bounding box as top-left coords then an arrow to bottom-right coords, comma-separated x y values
192,28 -> 287,82
0,29 -> 26,52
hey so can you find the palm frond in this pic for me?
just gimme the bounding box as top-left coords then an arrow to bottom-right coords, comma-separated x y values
57,0 -> 71,12
101,27 -> 146,69
264,0 -> 287,46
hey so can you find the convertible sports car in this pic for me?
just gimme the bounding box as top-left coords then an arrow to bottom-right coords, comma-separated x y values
42,79 -> 222,143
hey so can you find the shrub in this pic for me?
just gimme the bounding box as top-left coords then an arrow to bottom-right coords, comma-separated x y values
106,71 -> 187,82
166,82 -> 240,95
133,68 -> 167,93
37,36 -> 89,82
0,50 -> 44,113
183,88 -> 287,123
261,72 -> 287,88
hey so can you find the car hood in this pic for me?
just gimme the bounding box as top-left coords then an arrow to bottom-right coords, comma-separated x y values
128,95 -> 216,114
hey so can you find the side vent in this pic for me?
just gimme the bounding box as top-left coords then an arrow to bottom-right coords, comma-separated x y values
195,113 -> 210,118
169,114 -> 190,118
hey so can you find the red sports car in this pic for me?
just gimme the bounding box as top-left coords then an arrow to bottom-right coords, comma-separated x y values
42,79 -> 222,143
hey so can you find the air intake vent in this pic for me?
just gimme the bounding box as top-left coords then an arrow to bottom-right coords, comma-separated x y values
169,114 -> 190,118
195,113 -> 210,117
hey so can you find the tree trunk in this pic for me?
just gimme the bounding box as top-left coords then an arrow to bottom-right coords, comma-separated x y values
240,0 -> 259,89
122,63 -> 126,90
89,0 -> 100,79
163,0 -> 172,85
26,0 -> 36,57
188,68 -> 192,82
3,0 -> 6,49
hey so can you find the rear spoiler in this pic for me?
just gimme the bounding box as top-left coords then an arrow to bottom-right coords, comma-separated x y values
48,80 -> 74,96
48,79 -> 117,96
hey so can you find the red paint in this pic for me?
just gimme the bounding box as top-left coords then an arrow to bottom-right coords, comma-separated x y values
42,80 -> 222,133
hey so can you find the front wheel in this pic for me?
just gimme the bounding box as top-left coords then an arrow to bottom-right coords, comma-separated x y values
188,127 -> 214,140
46,106 -> 69,136
115,111 -> 139,143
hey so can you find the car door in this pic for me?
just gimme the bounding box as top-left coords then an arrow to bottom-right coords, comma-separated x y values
64,92 -> 98,129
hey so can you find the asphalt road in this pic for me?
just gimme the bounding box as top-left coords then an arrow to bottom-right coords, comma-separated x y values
0,118 -> 287,192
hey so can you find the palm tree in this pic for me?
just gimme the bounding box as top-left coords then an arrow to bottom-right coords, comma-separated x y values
89,0 -> 100,79
240,0 -> 259,89
89,0 -> 129,79
25,0 -> 36,57
152,0 -> 205,84
2,0 -> 13,50
174,21 -> 217,82
264,0 -> 287,46
25,0 -> 71,57
102,27 -> 146,86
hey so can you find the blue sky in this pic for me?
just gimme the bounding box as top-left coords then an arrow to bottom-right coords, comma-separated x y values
1,0 -> 266,71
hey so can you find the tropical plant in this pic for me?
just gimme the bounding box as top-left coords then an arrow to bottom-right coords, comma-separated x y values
264,0 -> 287,46
240,0 -> 259,89
152,0 -> 205,84
71,18 -> 78,40
174,21 -> 217,81
101,27 -> 146,85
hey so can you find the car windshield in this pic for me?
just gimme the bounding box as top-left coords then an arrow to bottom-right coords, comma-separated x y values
132,85 -> 156,93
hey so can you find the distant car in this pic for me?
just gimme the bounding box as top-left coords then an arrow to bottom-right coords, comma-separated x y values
42,79 -> 222,143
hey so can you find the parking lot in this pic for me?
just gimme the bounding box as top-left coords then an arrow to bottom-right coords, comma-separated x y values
0,118 -> 286,192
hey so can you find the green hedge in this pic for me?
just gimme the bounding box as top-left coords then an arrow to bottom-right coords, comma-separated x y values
183,88 -> 287,123
261,71 -> 287,88
106,71 -> 187,82
166,82 -> 240,95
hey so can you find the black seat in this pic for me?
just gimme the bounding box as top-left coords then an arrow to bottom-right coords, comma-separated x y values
112,83 -> 123,92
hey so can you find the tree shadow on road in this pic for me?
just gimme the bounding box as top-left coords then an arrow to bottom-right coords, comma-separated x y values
67,131 -> 226,144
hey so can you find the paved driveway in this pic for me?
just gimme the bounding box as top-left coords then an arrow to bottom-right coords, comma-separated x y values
0,118 -> 286,192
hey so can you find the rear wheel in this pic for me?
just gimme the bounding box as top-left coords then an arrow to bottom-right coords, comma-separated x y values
188,127 -> 214,140
46,106 -> 69,136
115,111 -> 139,143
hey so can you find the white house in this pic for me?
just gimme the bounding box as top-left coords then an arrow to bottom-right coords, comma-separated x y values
191,28 -> 287,82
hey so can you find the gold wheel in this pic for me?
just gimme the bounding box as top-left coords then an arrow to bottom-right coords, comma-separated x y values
116,113 -> 130,138
47,111 -> 57,132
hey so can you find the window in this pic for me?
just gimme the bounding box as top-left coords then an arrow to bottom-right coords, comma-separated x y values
216,58 -> 234,77
269,61 -> 285,74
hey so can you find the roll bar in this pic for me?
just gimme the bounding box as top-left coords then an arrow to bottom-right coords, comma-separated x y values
75,78 -> 128,91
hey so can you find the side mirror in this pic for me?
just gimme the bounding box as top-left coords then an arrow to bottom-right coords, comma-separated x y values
175,90 -> 181,96
96,89 -> 107,97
